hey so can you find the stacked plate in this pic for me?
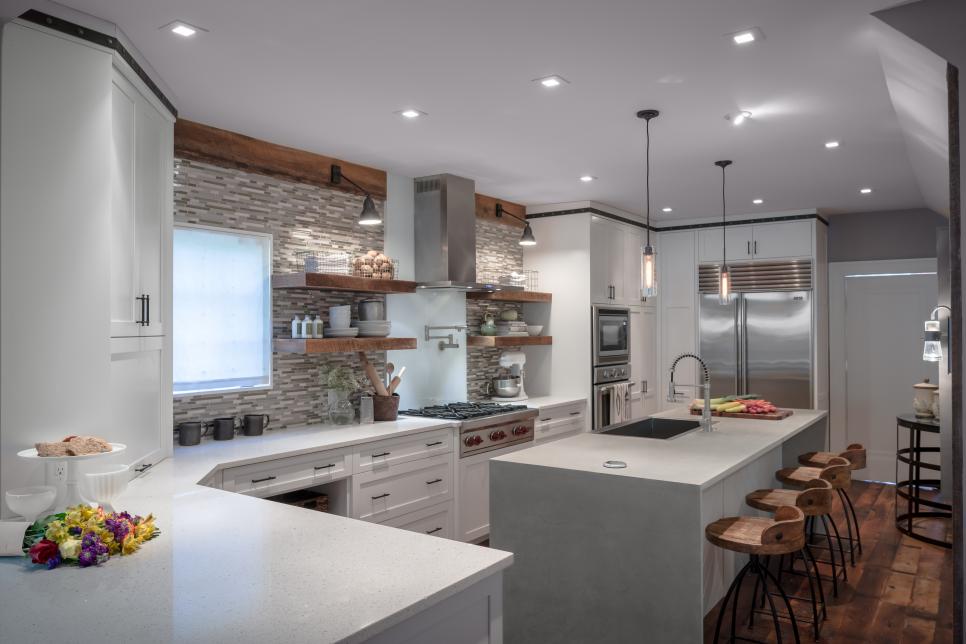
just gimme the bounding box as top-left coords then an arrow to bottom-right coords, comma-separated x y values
324,327 -> 359,338
351,320 -> 391,337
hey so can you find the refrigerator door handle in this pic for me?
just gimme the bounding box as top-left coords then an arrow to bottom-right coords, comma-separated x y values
737,295 -> 748,394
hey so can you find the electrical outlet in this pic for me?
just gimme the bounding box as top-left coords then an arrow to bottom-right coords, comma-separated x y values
47,461 -> 67,483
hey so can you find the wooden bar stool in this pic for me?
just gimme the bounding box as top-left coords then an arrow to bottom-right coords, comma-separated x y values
706,506 -> 806,644
746,480 -> 834,639
798,444 -> 867,560
776,457 -> 857,567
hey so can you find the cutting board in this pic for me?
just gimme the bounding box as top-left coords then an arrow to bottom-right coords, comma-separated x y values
690,408 -> 794,421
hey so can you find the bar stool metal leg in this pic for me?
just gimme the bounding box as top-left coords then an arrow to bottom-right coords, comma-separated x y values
841,488 -> 862,556
713,559 -> 751,644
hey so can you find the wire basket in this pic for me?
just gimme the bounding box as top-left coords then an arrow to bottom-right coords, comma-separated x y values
297,251 -> 351,275
478,269 -> 539,291
350,255 -> 398,280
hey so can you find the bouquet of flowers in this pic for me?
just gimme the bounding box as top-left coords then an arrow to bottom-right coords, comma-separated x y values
22,504 -> 159,569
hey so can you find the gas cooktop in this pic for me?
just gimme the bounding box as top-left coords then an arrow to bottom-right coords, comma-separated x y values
401,402 -> 530,421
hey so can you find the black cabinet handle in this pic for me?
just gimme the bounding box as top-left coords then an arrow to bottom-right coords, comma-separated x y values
425,527 -> 443,535
251,475 -> 277,484
540,417 -> 552,422
144,294 -> 150,326
569,411 -> 582,416
753,240 -> 758,255
314,464 -> 336,471
372,452 -> 391,458
133,463 -> 153,473
425,441 -> 443,447
426,478 -> 443,485
371,493 -> 390,500
747,241 -> 751,255
135,295 -> 147,326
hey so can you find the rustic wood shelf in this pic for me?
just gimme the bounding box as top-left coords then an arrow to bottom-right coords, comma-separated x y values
466,290 -> 552,303
272,272 -> 418,294
275,337 -> 417,354
466,335 -> 552,348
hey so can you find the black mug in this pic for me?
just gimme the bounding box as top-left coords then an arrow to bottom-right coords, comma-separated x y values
177,421 -> 205,446
243,414 -> 270,436
212,417 -> 239,441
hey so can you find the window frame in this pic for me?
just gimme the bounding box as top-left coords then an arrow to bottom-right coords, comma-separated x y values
172,222 -> 274,396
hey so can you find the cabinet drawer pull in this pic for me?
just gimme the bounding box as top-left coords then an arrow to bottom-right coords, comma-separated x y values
314,464 -> 336,471
133,463 -> 153,473
425,527 -> 443,535
540,417 -> 552,422
144,293 -> 150,326
372,452 -> 391,458
251,475 -> 277,484
569,411 -> 582,416
425,441 -> 443,447
747,240 -> 751,255
426,478 -> 443,485
753,240 -> 758,255
371,493 -> 391,500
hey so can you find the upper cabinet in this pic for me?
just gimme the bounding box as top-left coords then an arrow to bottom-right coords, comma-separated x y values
590,217 -> 644,306
109,69 -> 173,338
698,220 -> 812,263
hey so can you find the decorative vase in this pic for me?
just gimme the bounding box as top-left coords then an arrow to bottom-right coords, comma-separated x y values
329,399 -> 355,425
913,378 -> 938,418
480,313 -> 497,336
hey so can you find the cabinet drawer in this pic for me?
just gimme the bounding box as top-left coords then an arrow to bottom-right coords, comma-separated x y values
222,449 -> 350,497
352,453 -> 454,522
355,428 -> 454,474
535,417 -> 583,442
534,401 -> 587,424
380,500 -> 453,540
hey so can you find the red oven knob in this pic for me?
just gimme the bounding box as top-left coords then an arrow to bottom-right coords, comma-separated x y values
475,435 -> 484,445
489,430 -> 506,441
464,436 -> 479,447
512,425 -> 529,436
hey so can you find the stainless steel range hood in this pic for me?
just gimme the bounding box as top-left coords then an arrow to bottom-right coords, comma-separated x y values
414,173 -> 521,292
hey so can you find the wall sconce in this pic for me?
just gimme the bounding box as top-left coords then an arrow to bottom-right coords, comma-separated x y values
495,203 -> 536,246
331,164 -> 381,226
923,305 -> 951,371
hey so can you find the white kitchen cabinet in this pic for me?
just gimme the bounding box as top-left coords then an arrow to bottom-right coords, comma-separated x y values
380,500 -> 454,540
221,444 -> 352,497
534,400 -> 587,442
352,452 -> 454,523
590,216 -> 624,304
623,225 -> 645,305
109,67 -> 173,339
656,230 -> 697,410
457,440 -> 533,543
630,307 -> 658,418
698,220 -> 812,263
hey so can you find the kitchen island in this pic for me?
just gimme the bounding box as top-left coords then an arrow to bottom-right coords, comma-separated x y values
0,418 -> 512,644
490,407 -> 828,644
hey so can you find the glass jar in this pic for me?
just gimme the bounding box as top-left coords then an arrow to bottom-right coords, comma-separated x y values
329,399 -> 355,425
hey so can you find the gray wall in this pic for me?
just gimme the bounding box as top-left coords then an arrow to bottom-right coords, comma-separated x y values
827,208 -> 947,262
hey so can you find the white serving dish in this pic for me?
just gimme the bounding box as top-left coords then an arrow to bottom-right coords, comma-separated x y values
527,325 -> 544,336
4,486 -> 57,523
82,465 -> 130,513
17,442 -> 126,460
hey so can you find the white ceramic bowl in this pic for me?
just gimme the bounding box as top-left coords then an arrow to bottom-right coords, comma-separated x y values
527,325 -> 544,336
329,305 -> 352,329
82,465 -> 130,513
5,486 -> 57,523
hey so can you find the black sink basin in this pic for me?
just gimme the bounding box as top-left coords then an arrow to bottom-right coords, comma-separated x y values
600,417 -> 701,440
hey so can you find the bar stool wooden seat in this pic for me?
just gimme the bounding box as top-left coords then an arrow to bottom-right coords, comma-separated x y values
746,480 -> 834,638
706,506 -> 806,644
798,444 -> 867,560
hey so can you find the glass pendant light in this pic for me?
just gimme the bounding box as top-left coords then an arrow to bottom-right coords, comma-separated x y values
714,160 -> 734,304
638,109 -> 659,299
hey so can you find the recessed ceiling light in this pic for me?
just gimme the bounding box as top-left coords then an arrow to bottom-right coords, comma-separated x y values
162,21 -> 206,37
752,198 -> 764,205
579,175 -> 596,182
727,110 -> 752,126
860,187 -> 872,194
825,140 -> 840,149
662,207 -> 673,213
396,109 -> 426,119
728,27 -> 763,45
534,75 -> 569,88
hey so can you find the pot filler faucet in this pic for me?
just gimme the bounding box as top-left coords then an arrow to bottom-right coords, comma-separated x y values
667,353 -> 714,432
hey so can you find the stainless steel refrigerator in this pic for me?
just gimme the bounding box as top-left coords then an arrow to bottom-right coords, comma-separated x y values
699,291 -> 813,409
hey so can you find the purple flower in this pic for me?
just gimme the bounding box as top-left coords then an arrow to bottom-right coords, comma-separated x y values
69,526 -> 81,536
77,549 -> 98,568
45,554 -> 61,570
104,517 -> 130,543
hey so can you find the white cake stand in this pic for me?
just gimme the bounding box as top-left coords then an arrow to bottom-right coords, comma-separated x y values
17,443 -> 126,511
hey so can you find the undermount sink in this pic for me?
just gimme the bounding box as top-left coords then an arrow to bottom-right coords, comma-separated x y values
600,417 -> 702,440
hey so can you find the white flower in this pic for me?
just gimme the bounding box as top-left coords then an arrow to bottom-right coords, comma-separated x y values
58,538 -> 82,559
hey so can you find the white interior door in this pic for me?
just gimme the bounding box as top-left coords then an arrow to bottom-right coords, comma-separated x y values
830,259 -> 938,482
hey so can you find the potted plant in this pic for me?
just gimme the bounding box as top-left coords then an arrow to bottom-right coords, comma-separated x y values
322,365 -> 359,425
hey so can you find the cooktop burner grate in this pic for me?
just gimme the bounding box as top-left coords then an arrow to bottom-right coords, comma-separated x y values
400,402 -> 530,420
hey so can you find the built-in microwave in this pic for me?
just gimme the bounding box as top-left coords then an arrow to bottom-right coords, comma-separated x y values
592,305 -> 630,366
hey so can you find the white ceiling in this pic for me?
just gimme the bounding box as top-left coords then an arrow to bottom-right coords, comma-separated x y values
55,0 -> 935,221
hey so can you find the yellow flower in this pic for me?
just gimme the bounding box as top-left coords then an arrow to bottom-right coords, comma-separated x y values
58,538 -> 82,559
121,534 -> 139,555
45,521 -> 68,543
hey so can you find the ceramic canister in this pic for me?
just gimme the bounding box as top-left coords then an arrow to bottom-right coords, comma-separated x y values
913,378 -> 938,418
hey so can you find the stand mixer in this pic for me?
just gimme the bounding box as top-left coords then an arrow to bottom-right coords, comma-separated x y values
490,350 -> 528,402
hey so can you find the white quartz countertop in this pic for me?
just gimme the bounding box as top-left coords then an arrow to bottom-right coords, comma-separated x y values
520,395 -> 587,411
0,418 -> 513,644
493,408 -> 828,489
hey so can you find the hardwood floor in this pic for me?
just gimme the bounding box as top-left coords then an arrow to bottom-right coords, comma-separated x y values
703,480 -> 954,643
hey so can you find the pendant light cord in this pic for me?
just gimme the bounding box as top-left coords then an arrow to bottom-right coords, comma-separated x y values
720,164 -> 726,264
645,118 -> 651,245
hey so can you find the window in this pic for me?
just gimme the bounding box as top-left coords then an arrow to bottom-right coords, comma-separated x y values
173,224 -> 272,394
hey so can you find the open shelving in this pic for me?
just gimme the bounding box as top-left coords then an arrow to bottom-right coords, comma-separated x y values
275,337 -> 417,354
466,290 -> 552,303
272,272 -> 418,294
465,335 -> 552,348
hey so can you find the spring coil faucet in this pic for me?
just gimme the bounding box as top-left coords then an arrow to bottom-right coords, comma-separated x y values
668,353 -> 714,432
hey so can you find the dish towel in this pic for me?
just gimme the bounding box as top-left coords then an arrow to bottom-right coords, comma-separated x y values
610,383 -> 630,424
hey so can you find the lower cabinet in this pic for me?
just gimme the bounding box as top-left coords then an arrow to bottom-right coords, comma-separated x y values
352,452 -> 454,523
108,336 -> 168,472
534,400 -> 587,443
222,448 -> 351,497
457,441 -> 536,543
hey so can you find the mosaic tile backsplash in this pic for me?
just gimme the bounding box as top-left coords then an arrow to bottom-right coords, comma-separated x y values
172,157 -> 387,430
467,219 -> 526,400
